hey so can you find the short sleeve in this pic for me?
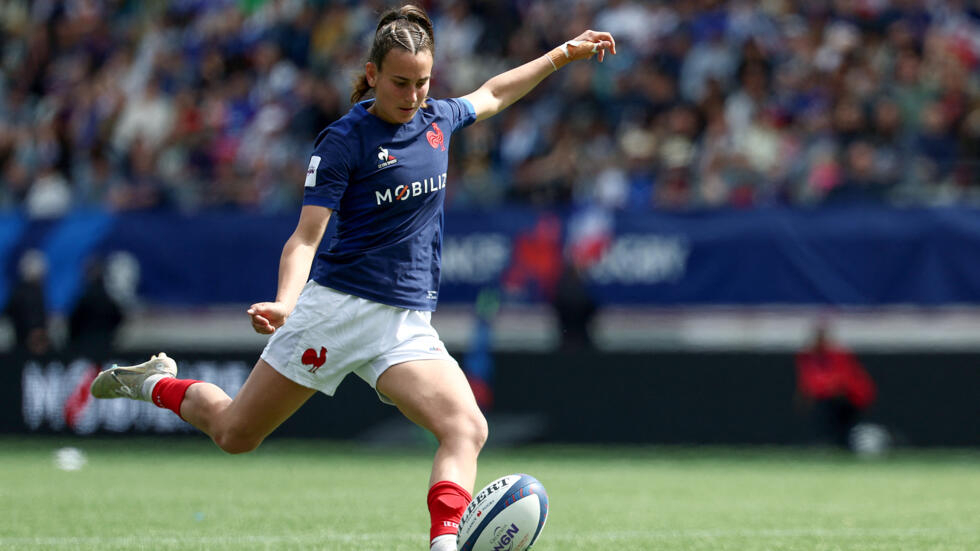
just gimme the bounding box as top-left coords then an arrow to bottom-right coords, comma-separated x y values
437,98 -> 478,132
303,131 -> 352,209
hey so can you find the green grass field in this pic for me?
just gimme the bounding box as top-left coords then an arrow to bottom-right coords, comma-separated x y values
1,437 -> 978,550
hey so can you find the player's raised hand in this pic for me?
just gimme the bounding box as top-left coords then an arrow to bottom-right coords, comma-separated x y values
247,301 -> 290,334
546,30 -> 616,70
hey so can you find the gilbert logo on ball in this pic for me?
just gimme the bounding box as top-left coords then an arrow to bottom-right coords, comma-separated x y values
457,474 -> 549,551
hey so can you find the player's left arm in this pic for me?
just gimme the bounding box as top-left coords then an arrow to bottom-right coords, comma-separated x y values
461,30 -> 616,122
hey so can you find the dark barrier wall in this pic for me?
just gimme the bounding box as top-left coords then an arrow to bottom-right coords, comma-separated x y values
3,350 -> 978,446
492,352 -> 980,447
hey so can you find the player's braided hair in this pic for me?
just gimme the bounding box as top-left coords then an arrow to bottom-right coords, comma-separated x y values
351,4 -> 435,103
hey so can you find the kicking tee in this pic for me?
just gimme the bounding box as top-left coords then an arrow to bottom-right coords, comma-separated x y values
303,98 -> 476,311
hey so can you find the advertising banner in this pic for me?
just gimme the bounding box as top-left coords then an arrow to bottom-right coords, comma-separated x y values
3,351 -> 979,446
3,208 -> 980,310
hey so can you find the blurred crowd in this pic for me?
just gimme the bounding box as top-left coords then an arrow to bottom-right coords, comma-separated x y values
0,0 -> 978,217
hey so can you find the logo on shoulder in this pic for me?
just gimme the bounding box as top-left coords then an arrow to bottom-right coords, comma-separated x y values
376,146 -> 398,169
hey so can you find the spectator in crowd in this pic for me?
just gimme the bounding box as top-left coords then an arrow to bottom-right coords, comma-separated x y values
68,257 -> 125,355
0,1 -> 978,215
4,249 -> 50,356
552,259 -> 598,351
463,287 -> 500,410
825,140 -> 895,204
794,322 -> 876,449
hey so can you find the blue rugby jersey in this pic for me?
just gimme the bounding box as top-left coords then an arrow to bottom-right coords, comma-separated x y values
303,98 -> 476,311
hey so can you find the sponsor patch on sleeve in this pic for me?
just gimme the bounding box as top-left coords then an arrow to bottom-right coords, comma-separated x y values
304,155 -> 322,187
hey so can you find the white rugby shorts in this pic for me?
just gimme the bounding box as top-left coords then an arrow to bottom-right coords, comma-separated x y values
260,281 -> 455,404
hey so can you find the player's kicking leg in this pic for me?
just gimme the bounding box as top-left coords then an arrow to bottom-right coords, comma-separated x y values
376,359 -> 488,551
90,353 -> 178,401
91,355 -> 315,453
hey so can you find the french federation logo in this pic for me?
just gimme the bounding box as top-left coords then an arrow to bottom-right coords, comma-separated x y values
301,347 -> 328,373
426,122 -> 445,151
377,146 -> 398,169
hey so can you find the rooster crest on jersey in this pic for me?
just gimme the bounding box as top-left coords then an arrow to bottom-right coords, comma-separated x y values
457,474 -> 549,551
426,122 -> 445,151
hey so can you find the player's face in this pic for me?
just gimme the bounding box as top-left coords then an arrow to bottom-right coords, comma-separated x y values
366,48 -> 433,124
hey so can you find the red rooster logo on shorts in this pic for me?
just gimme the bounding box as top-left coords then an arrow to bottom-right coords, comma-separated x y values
426,122 -> 445,151
302,347 -> 328,373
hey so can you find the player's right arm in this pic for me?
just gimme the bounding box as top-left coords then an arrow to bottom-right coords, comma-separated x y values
461,30 -> 615,122
248,204 -> 332,334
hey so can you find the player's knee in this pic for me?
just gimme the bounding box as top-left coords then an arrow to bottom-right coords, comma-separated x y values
455,409 -> 489,451
474,411 -> 489,449
213,428 -> 264,455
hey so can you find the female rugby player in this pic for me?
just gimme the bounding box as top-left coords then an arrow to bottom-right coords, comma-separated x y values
91,5 -> 614,549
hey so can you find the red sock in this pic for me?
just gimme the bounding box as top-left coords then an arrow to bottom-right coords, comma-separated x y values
151,378 -> 199,420
427,480 -> 472,542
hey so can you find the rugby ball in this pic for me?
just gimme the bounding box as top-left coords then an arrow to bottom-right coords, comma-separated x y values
457,474 -> 549,551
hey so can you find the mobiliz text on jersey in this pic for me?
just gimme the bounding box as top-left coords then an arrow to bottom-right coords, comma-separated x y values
375,172 -> 447,205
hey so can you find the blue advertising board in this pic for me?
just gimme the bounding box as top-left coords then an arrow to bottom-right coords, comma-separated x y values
3,207 -> 980,310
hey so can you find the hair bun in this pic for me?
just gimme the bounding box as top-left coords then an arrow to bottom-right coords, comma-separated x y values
398,4 -> 434,41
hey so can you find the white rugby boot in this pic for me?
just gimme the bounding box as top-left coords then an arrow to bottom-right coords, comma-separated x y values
430,534 -> 457,551
90,353 -> 177,400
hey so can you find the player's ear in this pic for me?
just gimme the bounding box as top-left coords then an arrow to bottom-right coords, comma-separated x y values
366,62 -> 378,88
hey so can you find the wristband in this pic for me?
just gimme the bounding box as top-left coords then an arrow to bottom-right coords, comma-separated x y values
545,52 -> 560,71
545,48 -> 566,71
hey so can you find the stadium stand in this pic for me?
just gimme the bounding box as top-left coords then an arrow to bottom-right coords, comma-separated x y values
0,1 -> 977,215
